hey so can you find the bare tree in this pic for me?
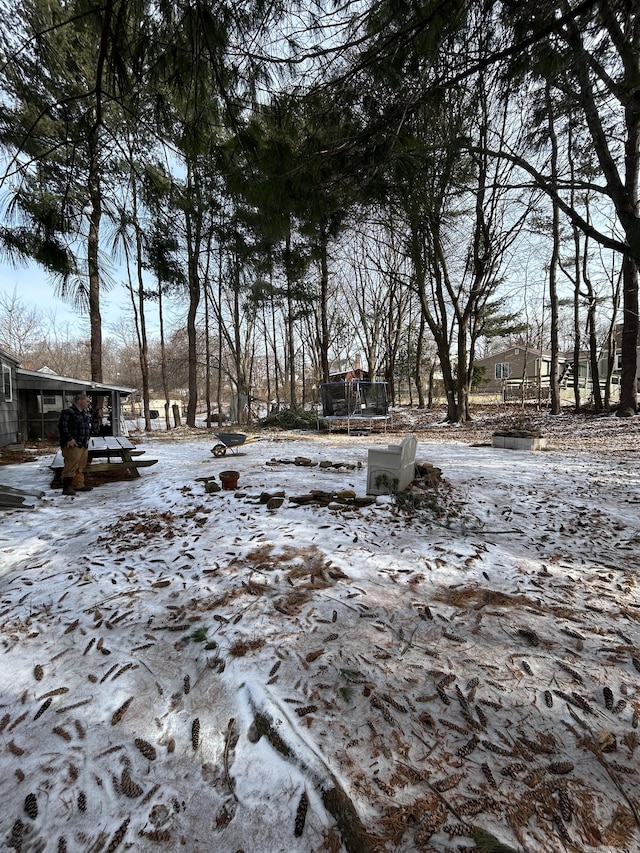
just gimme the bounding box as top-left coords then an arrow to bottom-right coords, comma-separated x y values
0,289 -> 45,358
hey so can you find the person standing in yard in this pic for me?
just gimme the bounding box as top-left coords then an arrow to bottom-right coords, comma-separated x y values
58,393 -> 93,495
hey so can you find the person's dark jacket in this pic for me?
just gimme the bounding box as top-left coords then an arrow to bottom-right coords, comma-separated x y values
58,405 -> 91,449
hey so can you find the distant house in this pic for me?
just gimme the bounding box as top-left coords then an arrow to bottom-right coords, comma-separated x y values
122,396 -> 184,421
473,345 -> 591,400
0,345 -> 20,446
600,323 -> 640,392
328,353 -> 371,383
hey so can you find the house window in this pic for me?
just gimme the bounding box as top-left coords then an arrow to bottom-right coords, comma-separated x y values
38,393 -> 62,413
495,362 -> 510,380
2,363 -> 12,402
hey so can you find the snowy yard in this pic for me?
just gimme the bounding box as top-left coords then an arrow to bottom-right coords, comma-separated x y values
0,412 -> 639,853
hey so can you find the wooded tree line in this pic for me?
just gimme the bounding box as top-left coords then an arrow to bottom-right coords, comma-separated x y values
0,0 -> 637,424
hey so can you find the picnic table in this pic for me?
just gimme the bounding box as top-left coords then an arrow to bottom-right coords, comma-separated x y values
51,436 -> 158,483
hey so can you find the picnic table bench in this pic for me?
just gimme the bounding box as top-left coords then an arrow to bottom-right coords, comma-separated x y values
50,436 -> 158,483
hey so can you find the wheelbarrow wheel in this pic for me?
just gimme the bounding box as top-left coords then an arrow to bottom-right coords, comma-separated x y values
212,444 -> 227,457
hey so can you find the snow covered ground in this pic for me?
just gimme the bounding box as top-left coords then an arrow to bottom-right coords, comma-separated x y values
0,413 -> 639,853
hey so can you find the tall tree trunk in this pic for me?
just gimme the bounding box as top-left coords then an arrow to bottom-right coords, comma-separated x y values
604,266 -> 623,410
585,291 -> 602,411
232,247 -> 249,423
204,279 -> 212,430
185,168 -> 201,428
123,238 -> 149,431
427,361 -> 436,408
202,242 -> 215,430
572,229 -> 582,412
561,14 -> 639,414
566,123 -> 584,413
217,267 -> 223,421
549,246 -> 560,415
87,138 -> 103,384
317,219 -> 331,384
186,251 -> 200,427
131,182 -> 151,431
263,299 -> 271,407
457,319 -> 470,422
158,279 -> 171,429
86,0 -> 114,384
284,231 -> 297,407
580,221 -> 603,412
546,86 -> 561,415
271,287 -> 281,407
617,97 -> 640,414
414,312 -> 426,409
619,254 -> 639,415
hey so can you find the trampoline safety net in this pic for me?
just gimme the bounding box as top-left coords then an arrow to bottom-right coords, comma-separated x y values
319,382 -> 388,418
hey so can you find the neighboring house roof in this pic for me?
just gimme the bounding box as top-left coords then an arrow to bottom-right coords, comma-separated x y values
474,345 -> 548,364
475,345 -> 589,364
328,353 -> 368,375
328,369 -> 371,382
559,350 -> 590,360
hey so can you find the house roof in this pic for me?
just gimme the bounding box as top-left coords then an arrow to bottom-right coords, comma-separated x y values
475,345 -> 590,363
16,367 -> 133,396
474,345 -> 550,362
0,344 -> 20,364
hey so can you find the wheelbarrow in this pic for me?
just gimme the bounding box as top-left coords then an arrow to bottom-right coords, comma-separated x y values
211,432 -> 257,457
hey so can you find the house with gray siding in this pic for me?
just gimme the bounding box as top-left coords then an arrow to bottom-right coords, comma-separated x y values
16,367 -> 133,444
473,345 -> 591,400
601,323 -> 640,394
0,345 -> 20,446
0,347 -> 134,448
